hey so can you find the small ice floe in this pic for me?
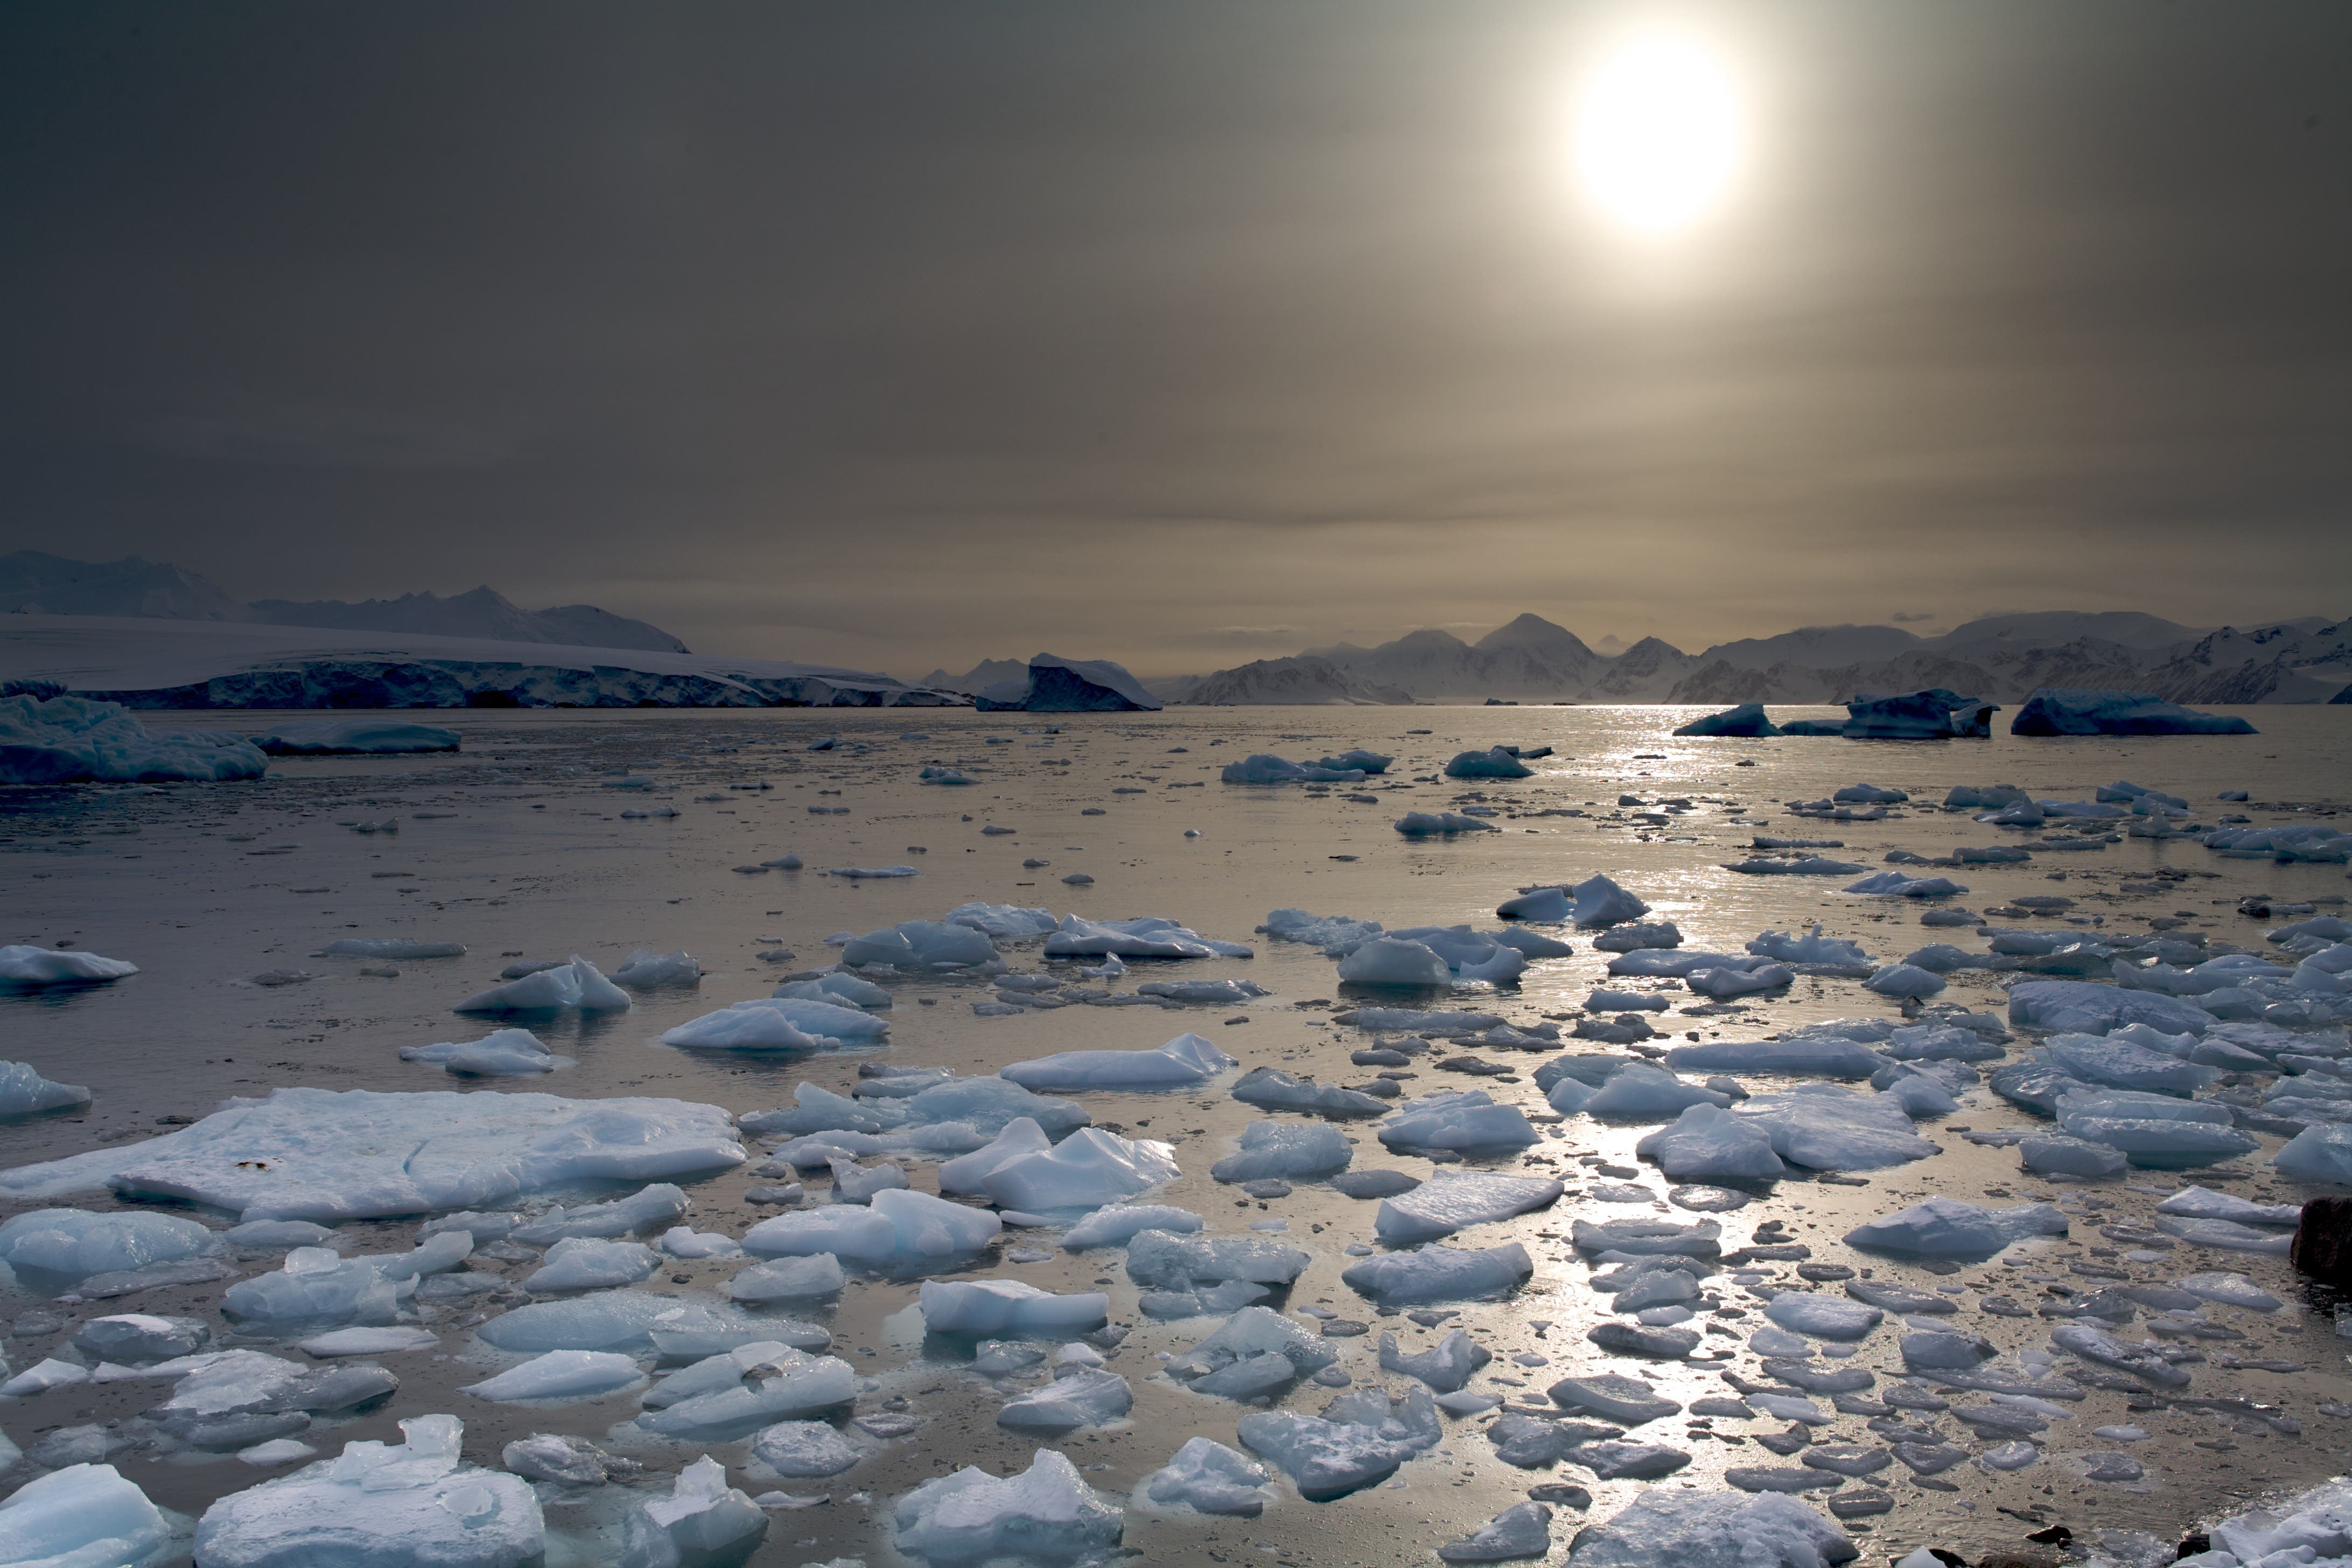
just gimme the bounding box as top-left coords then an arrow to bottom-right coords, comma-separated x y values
1219,753 -> 1368,785
743,1188 -> 1000,1263
1000,1032 -> 1235,1090
453,956 -> 630,1014
1845,872 -> 1969,899
1210,1119 -> 1356,1180
893,1449 -> 1124,1564
1444,747 -> 1532,780
0,1462 -> 172,1566
314,938 -> 465,960
938,1122 -> 1179,1211
0,946 -> 138,986
1041,915 -> 1251,959
1496,873 -> 1648,928
1844,1196 -> 2068,1258
398,1027 -> 568,1077
1235,1384 -> 1443,1498
1143,1436 -> 1277,1516
828,864 -> 920,878
1675,702 -> 1777,737
1395,811 -> 1499,836
662,995 -> 893,1052
0,1061 -> 93,1117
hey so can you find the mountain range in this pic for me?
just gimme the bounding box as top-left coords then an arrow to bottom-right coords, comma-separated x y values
1158,610 -> 2351,706
0,551 -> 688,653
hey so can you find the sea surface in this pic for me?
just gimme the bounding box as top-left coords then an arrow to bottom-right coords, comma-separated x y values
3,703 -> 2348,1567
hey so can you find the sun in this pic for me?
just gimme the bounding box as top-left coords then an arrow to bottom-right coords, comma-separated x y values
1573,29 -> 1746,235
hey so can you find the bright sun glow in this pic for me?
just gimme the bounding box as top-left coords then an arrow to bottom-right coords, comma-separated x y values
1574,30 -> 1745,235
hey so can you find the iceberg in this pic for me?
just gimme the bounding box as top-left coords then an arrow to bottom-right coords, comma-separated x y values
1565,1487 -> 1856,1568
2012,688 -> 2256,736
1235,1384 -> 1442,1499
1378,1089 -> 1538,1153
1444,747 -> 1533,779
1340,1242 -> 1532,1305
610,950 -> 702,988
964,1126 -> 1181,1213
1842,689 -> 1998,740
1844,872 -> 1967,899
1844,1196 -> 2068,1257
892,1448 -> 1124,1564
0,691 -> 268,783
0,1060 -> 93,1117
1219,753 -> 1367,785
1674,703 -> 1777,737
1635,1104 -> 1784,1180
633,1345 -> 858,1440
919,1279 -> 1110,1336
1209,1120 -> 1354,1181
453,956 -> 631,1014
1336,936 -> 1453,987
461,1350 -> 643,1403
1000,1032 -> 1234,1090
744,1190 -> 999,1262
1662,1036 -> 1886,1078
1396,811 -> 1500,836
727,1253 -> 845,1301
1126,1229 -> 1310,1290
525,1237 -> 660,1292
998,1368 -> 1133,1431
944,902 -> 1058,940
1499,874 -> 1649,928
747,1420 -> 862,1479
1059,1204 -> 1202,1249
972,654 -> 1162,712
0,1207 -> 219,1282
0,1464 -> 171,1568
1584,1065 -> 1731,1119
2006,979 -> 2211,1036
193,1416 -> 543,1568
842,919 -> 996,970
248,718 -> 460,754
1041,915 -> 1250,960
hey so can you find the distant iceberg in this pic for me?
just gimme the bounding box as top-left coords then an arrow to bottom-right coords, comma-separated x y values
0,689 -> 267,783
1672,702 -> 1777,737
974,654 -> 1163,712
1842,689 -> 1998,739
2011,688 -> 2256,736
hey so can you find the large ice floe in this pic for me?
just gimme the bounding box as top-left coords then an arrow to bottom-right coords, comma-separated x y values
892,1448 -> 1125,1564
0,690 -> 268,783
246,717 -> 461,754
0,1088 -> 745,1220
2011,687 -> 2257,735
998,1032 -> 1235,1090
193,1415 -> 544,1568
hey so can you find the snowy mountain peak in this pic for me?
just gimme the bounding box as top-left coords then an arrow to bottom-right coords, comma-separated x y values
0,550 -> 250,622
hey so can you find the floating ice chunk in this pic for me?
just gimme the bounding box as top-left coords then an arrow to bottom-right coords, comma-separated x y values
223,1247 -> 404,1328
1566,1487 -> 1856,1568
941,902 -> 1053,940
1746,927 -> 1873,972
1143,1438 -> 1275,1517
1587,988 -> 1669,1013
1844,688 -> 1998,739
482,1293 -> 730,1355
398,1027 -> 565,1077
660,1227 -> 741,1261
1661,1036 -> 1885,1079
1687,963 -> 1794,999
1230,1067 -> 1392,1118
1341,1242 -> 1532,1305
1845,1197 -> 2068,1257
1396,811 -> 1500,836
972,1128 -> 1181,1213
937,1119 -> 1053,1195
1,1358 -> 90,1397
1168,1306 -> 1339,1392
1866,964 -> 1947,999
1136,978 -> 1268,1005
513,1185 -> 688,1244
1378,1090 -> 1537,1153
1726,856 -> 1868,877
1675,703 -> 1777,738
1210,1121 -> 1353,1182
298,1325 -> 439,1356
0,1208 -> 218,1282
248,718 -> 459,754
527,1237 -> 660,1292
1438,1502 -> 1553,1563
635,1346 -> 859,1440
1059,1205 -> 1201,1250
1220,753 -> 1367,785
0,1464 -> 171,1568
1844,872 -> 1968,899
774,974 -> 893,1011
0,692 -> 267,783
73,1313 -> 210,1364
747,1420 -> 862,1479
920,1279 -> 1109,1337
1373,1172 -> 1563,1244
0,947 -> 141,990
1042,915 -> 1250,960
1636,1104 -> 1784,1180
1378,1329 -> 1490,1393
2019,1135 -> 2126,1177
998,1368 -> 1133,1431
1763,1293 -> 1881,1341
663,995 -> 891,1051
611,950 -> 702,988
892,1448 -> 1124,1565
1332,1006 -> 1504,1033
454,956 -> 631,1014
194,1415 -> 542,1568
1000,1032 -> 1235,1090
2176,1271 -> 2280,1311
1236,1384 -> 1441,1499
1337,937 -> 1453,986
2157,1186 -> 2300,1226
463,1350 -> 643,1403
728,1254 -> 845,1303
2047,1323 -> 2189,1388
1262,909 -> 1387,955
842,920 -> 996,970
1736,1086 -> 1938,1171
618,1455 -> 767,1568
1583,1065 -> 1730,1121
2011,689 -> 2255,736
2006,981 -> 2212,1037
0,1060 -> 93,1118
826,1158 -> 909,1203
1127,1230 -> 1309,1290
900,1076 -> 1088,1138
1445,747 -> 1532,780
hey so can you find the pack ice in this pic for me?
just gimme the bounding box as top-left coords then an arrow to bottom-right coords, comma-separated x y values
193,1415 -> 543,1568
0,1088 -> 745,1221
744,1188 -> 1001,1263
1845,1196 -> 2068,1257
0,691 -> 268,783
1566,1487 -> 1856,1568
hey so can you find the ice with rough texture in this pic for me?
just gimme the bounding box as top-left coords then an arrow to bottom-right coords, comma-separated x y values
1143,1437 -> 1275,1517
662,995 -> 890,1052
0,947 -> 139,989
1060,1205 -> 1202,1250
2275,1122 -> 2352,1184
1662,1037 -> 1887,1079
975,653 -> 1163,712
892,1448 -> 1124,1565
1126,1229 -> 1309,1289
1000,1032 -> 1234,1090
1636,1104 -> 1786,1180
1236,1384 -> 1442,1499
747,1420 -> 862,1479
1844,872 -> 1968,899
1764,1293 -> 1882,1341
1042,914 -> 1250,960
398,1028 -> 565,1077
1445,747 -> 1533,779
1564,1488 -> 1857,1568
2011,688 -> 2256,736
526,1237 -> 659,1292
1336,937 -> 1454,987
453,956 -> 630,1014
634,1345 -> 858,1439
609,950 -> 702,988
1584,1065 -> 1731,1120
1397,811 -> 1500,836
1378,1090 -> 1538,1153
0,691 -> 268,783
1438,1502 -> 1553,1563
0,1464 -> 171,1568
842,920 -> 997,970
1220,753 -> 1367,785
1374,1172 -> 1563,1244
1210,1120 -> 1353,1182
0,1207 -> 219,1282
920,1279 -> 1110,1336
969,1126 -> 1181,1213
192,1415 -> 544,1568
1378,1329 -> 1491,1392
729,1253 -> 845,1302
747,1189 -> 1000,1262
1845,1196 -> 2068,1257
998,1368 -> 1133,1431
618,1456 -> 767,1568
2007,980 -> 2213,1037
1735,1086 -> 1939,1171
1229,1067 -> 1392,1118
1341,1242 -> 1532,1305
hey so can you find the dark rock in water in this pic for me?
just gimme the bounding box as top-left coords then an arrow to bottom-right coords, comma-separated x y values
2290,1196 -> 2352,1284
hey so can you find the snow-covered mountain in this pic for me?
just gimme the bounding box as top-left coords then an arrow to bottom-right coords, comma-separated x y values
0,551 -> 688,653
1167,655 -> 1412,706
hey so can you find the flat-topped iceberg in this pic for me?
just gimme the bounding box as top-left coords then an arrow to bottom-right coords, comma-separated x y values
2006,980 -> 2211,1037
1000,1032 -> 1235,1090
921,1279 -> 1111,1336
2012,688 -> 2256,736
0,1087 -> 745,1221
1675,703 -> 1777,737
633,1345 -> 857,1439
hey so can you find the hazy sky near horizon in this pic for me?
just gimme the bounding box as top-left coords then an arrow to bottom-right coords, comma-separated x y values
4,2 -> 2348,676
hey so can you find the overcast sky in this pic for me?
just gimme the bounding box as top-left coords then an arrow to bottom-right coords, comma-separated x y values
4,2 -> 2347,676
